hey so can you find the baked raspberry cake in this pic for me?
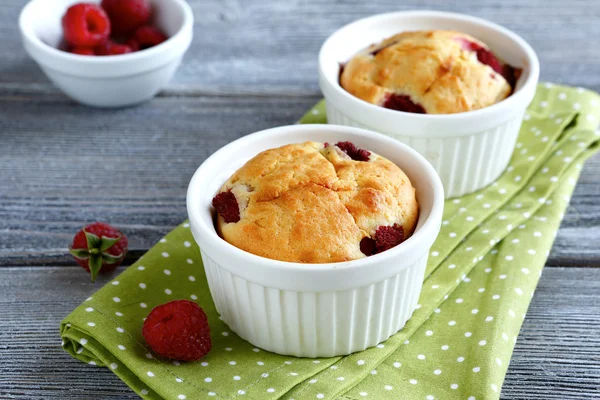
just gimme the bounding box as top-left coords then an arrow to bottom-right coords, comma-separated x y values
211,141 -> 419,263
340,30 -> 521,114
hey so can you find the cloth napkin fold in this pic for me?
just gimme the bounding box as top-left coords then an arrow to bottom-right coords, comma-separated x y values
61,83 -> 600,400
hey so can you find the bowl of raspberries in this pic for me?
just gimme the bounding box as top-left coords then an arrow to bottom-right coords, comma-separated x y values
61,0 -> 169,57
19,0 -> 193,107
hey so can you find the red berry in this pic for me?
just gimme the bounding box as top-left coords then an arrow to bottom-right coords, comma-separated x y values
361,224 -> 405,256
360,237 -> 376,256
336,141 -> 371,162
62,3 -> 111,47
127,25 -> 168,51
126,37 -> 140,52
374,224 -> 405,253
474,48 -> 503,75
382,94 -> 427,114
126,38 -> 139,51
143,300 -> 212,361
70,46 -> 96,56
212,191 -> 240,223
69,222 -> 128,282
501,65 -> 520,89
101,0 -> 152,35
95,40 -> 133,56
456,38 -> 503,75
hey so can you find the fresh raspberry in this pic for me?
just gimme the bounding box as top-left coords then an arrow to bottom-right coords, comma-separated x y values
95,40 -> 133,56
69,222 -> 128,282
336,141 -> 371,161
212,191 -> 240,223
62,3 -> 111,47
70,46 -> 96,56
143,300 -> 212,361
127,25 -> 168,51
101,0 -> 152,35
382,94 -> 427,114
361,224 -> 406,256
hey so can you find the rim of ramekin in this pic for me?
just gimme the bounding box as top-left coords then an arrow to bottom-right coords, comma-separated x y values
18,0 -> 193,76
318,10 -> 540,137
186,124 -> 444,275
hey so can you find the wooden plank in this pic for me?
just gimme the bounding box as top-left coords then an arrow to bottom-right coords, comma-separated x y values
503,266 -> 600,399
2,0 -> 600,95
0,266 -> 598,399
0,93 -> 317,266
2,0 -> 599,398
1,94 -> 599,267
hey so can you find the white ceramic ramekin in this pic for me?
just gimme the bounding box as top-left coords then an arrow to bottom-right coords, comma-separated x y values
19,0 -> 193,108
319,11 -> 540,198
187,124 -> 444,357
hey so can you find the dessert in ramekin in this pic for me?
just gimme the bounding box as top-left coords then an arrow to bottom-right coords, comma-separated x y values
319,11 -> 540,198
340,29 -> 520,114
212,141 -> 419,263
187,124 -> 444,357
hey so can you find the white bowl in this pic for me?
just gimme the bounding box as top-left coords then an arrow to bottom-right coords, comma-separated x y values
187,124 -> 444,357
319,10 -> 540,198
19,0 -> 193,108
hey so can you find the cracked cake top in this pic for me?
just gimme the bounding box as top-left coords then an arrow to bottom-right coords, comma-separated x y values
211,141 -> 419,263
340,30 -> 520,115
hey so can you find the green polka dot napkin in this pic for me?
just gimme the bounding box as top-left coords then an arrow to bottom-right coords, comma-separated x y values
61,83 -> 600,400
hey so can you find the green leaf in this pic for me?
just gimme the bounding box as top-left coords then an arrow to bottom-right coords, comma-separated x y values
100,235 -> 121,252
101,252 -> 123,264
83,230 -> 102,250
69,248 -> 90,260
88,254 -> 102,283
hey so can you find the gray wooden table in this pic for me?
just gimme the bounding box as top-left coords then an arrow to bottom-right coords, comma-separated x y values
1,0 -> 599,399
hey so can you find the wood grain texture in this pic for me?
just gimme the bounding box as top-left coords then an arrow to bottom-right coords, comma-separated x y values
2,0 -> 600,398
0,266 -> 598,399
2,0 -> 600,95
0,93 -> 318,266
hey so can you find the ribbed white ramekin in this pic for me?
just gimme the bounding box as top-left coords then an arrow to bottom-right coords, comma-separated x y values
187,124 -> 444,357
319,11 -> 540,198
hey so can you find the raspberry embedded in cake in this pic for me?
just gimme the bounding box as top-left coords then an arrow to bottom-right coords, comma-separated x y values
336,141 -> 371,161
382,94 -> 427,114
456,37 -> 522,90
455,38 -> 503,74
501,64 -> 520,89
374,224 -> 405,253
212,191 -> 240,223
360,237 -> 376,256
339,30 -> 518,114
360,224 -> 406,257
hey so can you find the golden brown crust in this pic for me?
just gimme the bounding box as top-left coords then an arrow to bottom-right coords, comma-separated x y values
340,30 -> 512,114
215,142 -> 419,263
